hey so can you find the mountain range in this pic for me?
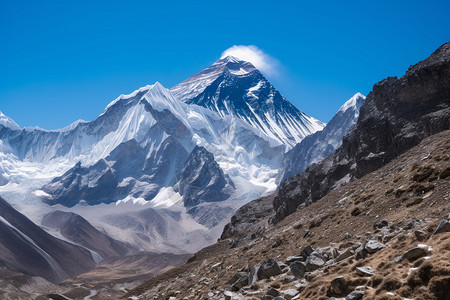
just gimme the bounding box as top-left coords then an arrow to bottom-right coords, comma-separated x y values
0,55 -> 350,256
0,51 -> 373,297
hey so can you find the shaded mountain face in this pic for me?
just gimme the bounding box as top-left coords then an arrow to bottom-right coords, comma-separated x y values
0,197 -> 95,282
41,210 -> 137,260
273,42 -> 450,222
171,56 -> 325,148
276,93 -> 365,185
175,146 -> 236,208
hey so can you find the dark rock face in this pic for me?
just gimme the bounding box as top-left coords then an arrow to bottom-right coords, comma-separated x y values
220,195 -> 274,242
257,258 -> 282,279
0,197 -> 95,282
41,211 -> 136,260
273,42 -> 450,222
175,146 -> 235,208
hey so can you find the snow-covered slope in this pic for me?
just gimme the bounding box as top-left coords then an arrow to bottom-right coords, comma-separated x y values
276,93 -> 365,185
171,56 -> 325,148
0,56 -> 329,254
0,82 -> 288,253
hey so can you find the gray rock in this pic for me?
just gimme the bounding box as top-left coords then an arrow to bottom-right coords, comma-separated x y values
289,261 -> 306,278
281,289 -> 299,300
228,272 -> 246,284
249,264 -> 260,285
434,220 -> 450,234
355,245 -> 368,260
286,256 -> 303,264
335,249 -> 353,262
329,276 -> 348,296
300,245 -> 314,259
345,290 -> 365,300
402,245 -> 428,260
373,220 -> 388,229
260,296 -> 274,300
305,255 -> 325,272
258,258 -> 282,279
231,274 -> 249,291
273,297 -> 287,300
355,266 -> 375,276
365,240 -> 384,253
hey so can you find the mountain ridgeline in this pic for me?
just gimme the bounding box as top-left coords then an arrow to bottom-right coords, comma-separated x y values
273,42 -> 450,222
0,55 -> 329,255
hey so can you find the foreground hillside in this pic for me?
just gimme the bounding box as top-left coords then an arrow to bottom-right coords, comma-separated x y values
127,129 -> 450,300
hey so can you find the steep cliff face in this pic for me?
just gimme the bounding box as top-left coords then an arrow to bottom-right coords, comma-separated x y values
273,42 -> 450,222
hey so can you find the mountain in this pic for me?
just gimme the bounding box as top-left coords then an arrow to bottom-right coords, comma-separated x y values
41,210 -> 137,260
0,53 -> 327,255
171,56 -> 325,147
0,81 -> 288,253
276,92 -> 365,185
0,197 -> 95,282
273,41 -> 450,222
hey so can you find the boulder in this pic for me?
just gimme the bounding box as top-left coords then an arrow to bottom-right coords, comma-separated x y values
305,255 -> 325,272
231,275 -> 249,291
289,261 -> 306,278
402,245 -> 428,261
335,249 -> 353,262
300,245 -> 314,259
355,245 -> 368,260
365,240 -> 384,253
329,276 -> 349,296
258,258 -> 282,279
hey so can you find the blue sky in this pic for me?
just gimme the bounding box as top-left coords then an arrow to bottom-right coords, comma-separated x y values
1,0 -> 449,129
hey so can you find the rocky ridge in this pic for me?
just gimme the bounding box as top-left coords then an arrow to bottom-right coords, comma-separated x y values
273,41 -> 450,222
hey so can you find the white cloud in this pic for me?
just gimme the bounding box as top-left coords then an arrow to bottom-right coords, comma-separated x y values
221,45 -> 279,76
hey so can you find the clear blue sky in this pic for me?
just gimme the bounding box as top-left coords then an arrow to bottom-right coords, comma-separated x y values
1,0 -> 449,129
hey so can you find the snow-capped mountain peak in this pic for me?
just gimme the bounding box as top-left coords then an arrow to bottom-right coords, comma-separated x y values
171,56 -> 325,148
338,92 -> 365,113
0,111 -> 20,130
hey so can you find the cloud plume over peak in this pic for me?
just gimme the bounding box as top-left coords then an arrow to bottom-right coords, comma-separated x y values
221,45 -> 278,76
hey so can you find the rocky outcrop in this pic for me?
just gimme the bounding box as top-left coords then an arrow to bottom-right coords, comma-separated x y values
274,42 -> 450,222
174,146 -> 235,208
